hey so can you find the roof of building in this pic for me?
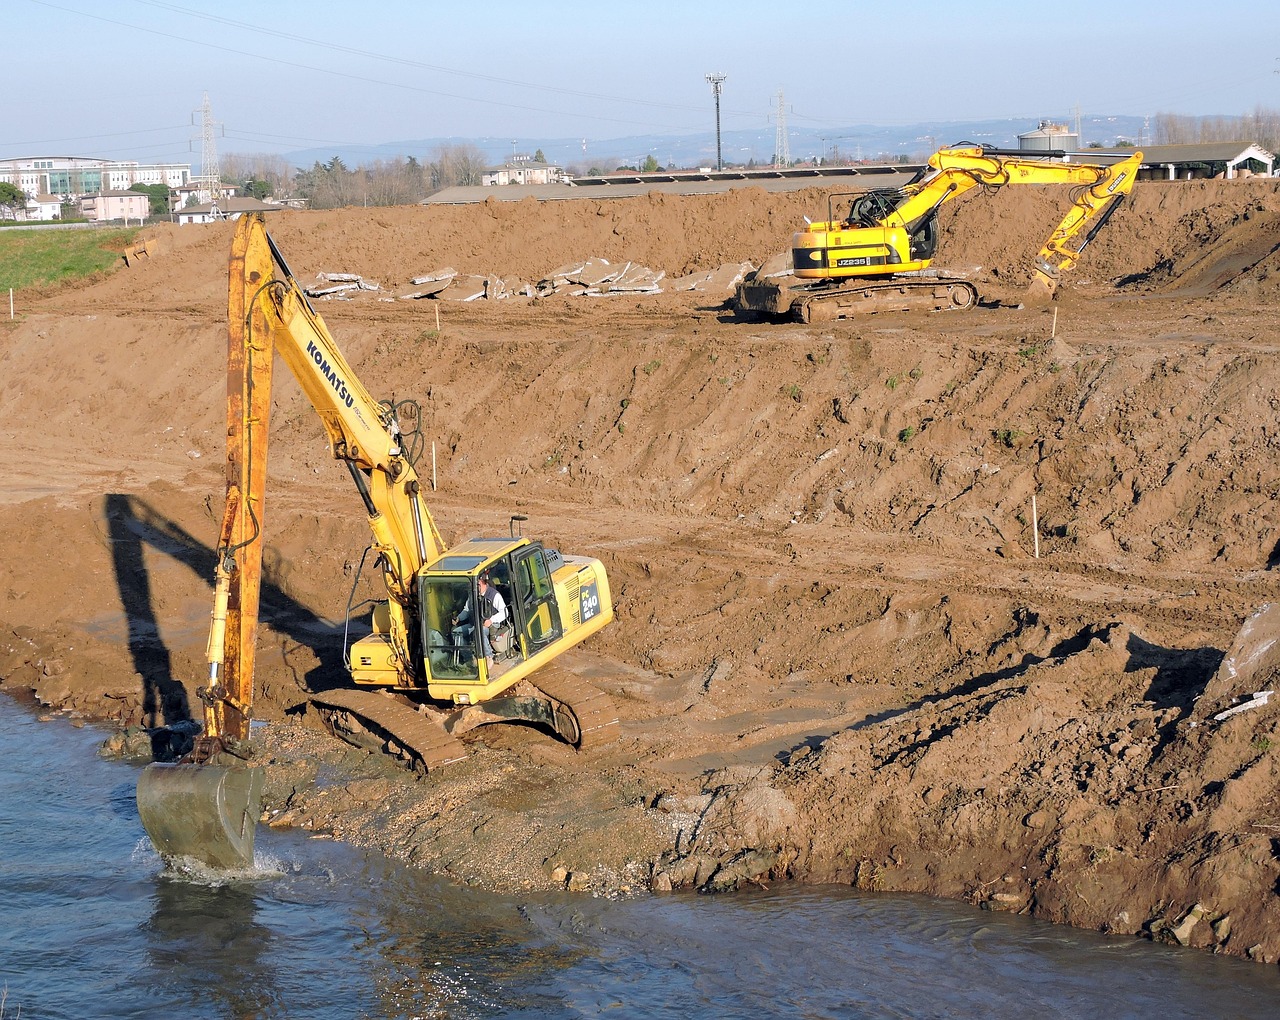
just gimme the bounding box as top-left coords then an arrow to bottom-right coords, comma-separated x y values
1127,142 -> 1275,163
179,197 -> 281,215
89,190 -> 150,199
426,164 -> 925,204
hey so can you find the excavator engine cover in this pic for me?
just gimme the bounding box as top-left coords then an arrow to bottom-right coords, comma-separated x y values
137,762 -> 265,870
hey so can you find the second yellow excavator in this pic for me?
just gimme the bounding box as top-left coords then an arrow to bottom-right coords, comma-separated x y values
735,144 -> 1143,321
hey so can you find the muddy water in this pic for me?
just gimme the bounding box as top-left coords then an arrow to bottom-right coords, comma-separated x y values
2,697 -> 1278,1019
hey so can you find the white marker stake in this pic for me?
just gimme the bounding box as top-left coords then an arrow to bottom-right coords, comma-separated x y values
1032,494 -> 1040,559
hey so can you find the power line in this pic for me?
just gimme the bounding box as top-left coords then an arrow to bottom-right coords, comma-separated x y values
26,0 -> 745,134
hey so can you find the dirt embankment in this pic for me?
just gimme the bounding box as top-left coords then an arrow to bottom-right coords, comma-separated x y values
4,177 -> 1280,958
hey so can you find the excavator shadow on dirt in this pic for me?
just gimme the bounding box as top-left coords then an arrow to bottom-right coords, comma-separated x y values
103,492 -> 350,762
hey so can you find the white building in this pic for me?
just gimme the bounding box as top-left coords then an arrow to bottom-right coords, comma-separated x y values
28,194 -> 65,221
482,156 -> 567,187
0,156 -> 190,200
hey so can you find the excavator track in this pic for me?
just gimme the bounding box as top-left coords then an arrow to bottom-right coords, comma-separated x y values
310,688 -> 468,772
737,276 -> 977,322
526,664 -> 620,749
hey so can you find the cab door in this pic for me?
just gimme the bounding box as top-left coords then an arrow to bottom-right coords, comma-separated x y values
511,545 -> 562,653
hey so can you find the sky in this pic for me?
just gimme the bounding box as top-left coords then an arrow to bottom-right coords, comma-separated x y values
6,0 -> 1280,169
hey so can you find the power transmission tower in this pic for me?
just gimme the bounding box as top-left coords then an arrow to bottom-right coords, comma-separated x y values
774,90 -> 791,168
196,91 -> 224,202
705,73 -> 726,170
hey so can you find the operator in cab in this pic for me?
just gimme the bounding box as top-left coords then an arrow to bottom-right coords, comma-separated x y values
452,573 -> 507,670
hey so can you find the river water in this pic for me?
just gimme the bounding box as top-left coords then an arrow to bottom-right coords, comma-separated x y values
2,696 -> 1278,1019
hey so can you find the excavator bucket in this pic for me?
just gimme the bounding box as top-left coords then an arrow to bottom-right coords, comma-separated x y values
137,763 -> 265,870
1024,269 -> 1059,306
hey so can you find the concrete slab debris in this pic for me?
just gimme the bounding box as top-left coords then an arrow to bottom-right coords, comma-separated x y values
671,261 -> 755,292
306,272 -> 379,297
305,281 -> 360,297
1212,690 -> 1274,722
536,256 -> 665,297
398,277 -> 454,300
411,268 -> 458,286
755,251 -> 794,279
440,275 -> 488,302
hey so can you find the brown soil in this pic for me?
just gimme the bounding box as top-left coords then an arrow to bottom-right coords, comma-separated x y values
5,178 -> 1280,959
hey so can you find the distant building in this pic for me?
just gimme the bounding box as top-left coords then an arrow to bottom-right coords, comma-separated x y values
177,196 -> 280,226
27,194 -> 64,221
0,156 -> 190,200
482,156 -> 568,187
1063,142 -> 1276,180
80,190 -> 149,223
1019,121 -> 1079,151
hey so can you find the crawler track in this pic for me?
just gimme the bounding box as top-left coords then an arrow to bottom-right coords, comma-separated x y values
527,664 -> 621,749
310,688 -> 468,772
736,276 -> 978,321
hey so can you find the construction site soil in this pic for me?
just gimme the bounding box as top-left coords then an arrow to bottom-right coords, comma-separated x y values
5,178 -> 1280,962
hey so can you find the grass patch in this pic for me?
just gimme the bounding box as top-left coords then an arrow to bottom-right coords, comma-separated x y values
995,427 -> 1028,448
0,226 -> 138,291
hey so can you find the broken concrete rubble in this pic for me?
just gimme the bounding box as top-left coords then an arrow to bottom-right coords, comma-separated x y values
670,261 -> 755,293
303,256 -> 749,304
536,256 -> 664,297
305,272 -> 380,298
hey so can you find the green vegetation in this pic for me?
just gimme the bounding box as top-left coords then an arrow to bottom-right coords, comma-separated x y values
995,427 -> 1027,448
898,425 -> 916,442
128,182 -> 172,216
885,373 -> 902,390
784,383 -> 802,402
0,226 -> 138,291
642,359 -> 662,375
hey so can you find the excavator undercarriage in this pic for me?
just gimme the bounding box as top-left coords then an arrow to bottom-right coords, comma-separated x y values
735,273 -> 979,321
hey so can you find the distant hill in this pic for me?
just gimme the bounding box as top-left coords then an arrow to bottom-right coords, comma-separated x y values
282,115 -> 1150,171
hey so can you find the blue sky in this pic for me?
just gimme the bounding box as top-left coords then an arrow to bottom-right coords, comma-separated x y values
7,0 -> 1279,165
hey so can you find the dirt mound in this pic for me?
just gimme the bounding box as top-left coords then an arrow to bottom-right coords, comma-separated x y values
5,177 -> 1280,960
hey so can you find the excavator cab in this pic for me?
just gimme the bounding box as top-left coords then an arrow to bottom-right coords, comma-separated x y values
411,539 -> 567,697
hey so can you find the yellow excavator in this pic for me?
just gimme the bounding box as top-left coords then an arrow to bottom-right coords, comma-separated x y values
735,144 -> 1143,321
137,214 -> 618,869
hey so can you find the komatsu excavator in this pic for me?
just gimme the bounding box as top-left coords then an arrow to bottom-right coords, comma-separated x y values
735,144 -> 1143,321
137,214 -> 618,869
